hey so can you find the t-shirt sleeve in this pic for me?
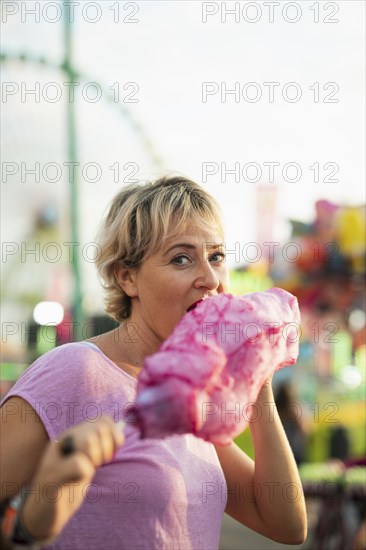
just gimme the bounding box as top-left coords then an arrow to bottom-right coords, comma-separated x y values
1,343 -> 113,440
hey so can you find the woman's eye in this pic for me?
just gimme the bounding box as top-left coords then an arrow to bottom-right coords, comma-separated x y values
171,254 -> 191,266
210,252 -> 226,263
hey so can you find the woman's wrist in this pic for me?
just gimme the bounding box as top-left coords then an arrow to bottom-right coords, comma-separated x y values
20,501 -> 53,546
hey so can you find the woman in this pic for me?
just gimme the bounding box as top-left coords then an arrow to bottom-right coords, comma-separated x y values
0,176 -> 307,549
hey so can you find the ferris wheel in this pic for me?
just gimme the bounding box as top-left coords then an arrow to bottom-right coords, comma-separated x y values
1,19 -> 165,341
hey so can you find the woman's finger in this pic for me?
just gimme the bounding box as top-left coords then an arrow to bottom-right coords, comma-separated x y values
58,416 -> 125,467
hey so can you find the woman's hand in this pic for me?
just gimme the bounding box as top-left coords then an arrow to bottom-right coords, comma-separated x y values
20,416 -> 124,544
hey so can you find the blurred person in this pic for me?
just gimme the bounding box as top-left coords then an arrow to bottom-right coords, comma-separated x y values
1,416 -> 124,549
329,425 -> 351,461
0,176 -> 307,549
275,382 -> 307,465
311,457 -> 366,549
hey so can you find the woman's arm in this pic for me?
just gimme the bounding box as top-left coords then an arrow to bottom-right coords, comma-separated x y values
215,378 -> 307,545
0,397 -> 49,500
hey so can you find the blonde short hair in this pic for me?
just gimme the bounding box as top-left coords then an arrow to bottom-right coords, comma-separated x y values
96,175 -> 224,322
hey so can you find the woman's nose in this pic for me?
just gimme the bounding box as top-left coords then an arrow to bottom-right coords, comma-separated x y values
194,260 -> 220,291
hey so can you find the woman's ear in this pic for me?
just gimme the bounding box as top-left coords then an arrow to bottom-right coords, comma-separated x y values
114,264 -> 138,297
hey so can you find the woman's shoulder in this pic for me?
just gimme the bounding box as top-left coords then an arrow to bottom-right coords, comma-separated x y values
2,342 -> 120,405
1,342 -> 135,438
35,340 -> 101,360
25,341 -> 109,375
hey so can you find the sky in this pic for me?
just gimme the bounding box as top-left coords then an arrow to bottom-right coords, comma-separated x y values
1,0 -> 365,318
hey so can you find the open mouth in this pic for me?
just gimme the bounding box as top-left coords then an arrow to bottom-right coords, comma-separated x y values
186,299 -> 204,313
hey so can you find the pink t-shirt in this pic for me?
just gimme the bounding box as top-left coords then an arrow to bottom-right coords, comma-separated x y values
2,342 -> 227,550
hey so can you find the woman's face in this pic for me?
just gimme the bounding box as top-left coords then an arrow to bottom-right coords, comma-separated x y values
129,223 -> 229,344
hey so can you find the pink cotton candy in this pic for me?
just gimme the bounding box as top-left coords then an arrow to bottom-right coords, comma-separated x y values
129,287 -> 300,445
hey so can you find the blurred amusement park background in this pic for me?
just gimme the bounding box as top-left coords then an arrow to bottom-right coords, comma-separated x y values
1,2 -> 365,548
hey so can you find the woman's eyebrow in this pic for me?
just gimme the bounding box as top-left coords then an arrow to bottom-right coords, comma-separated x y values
162,242 -> 224,256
